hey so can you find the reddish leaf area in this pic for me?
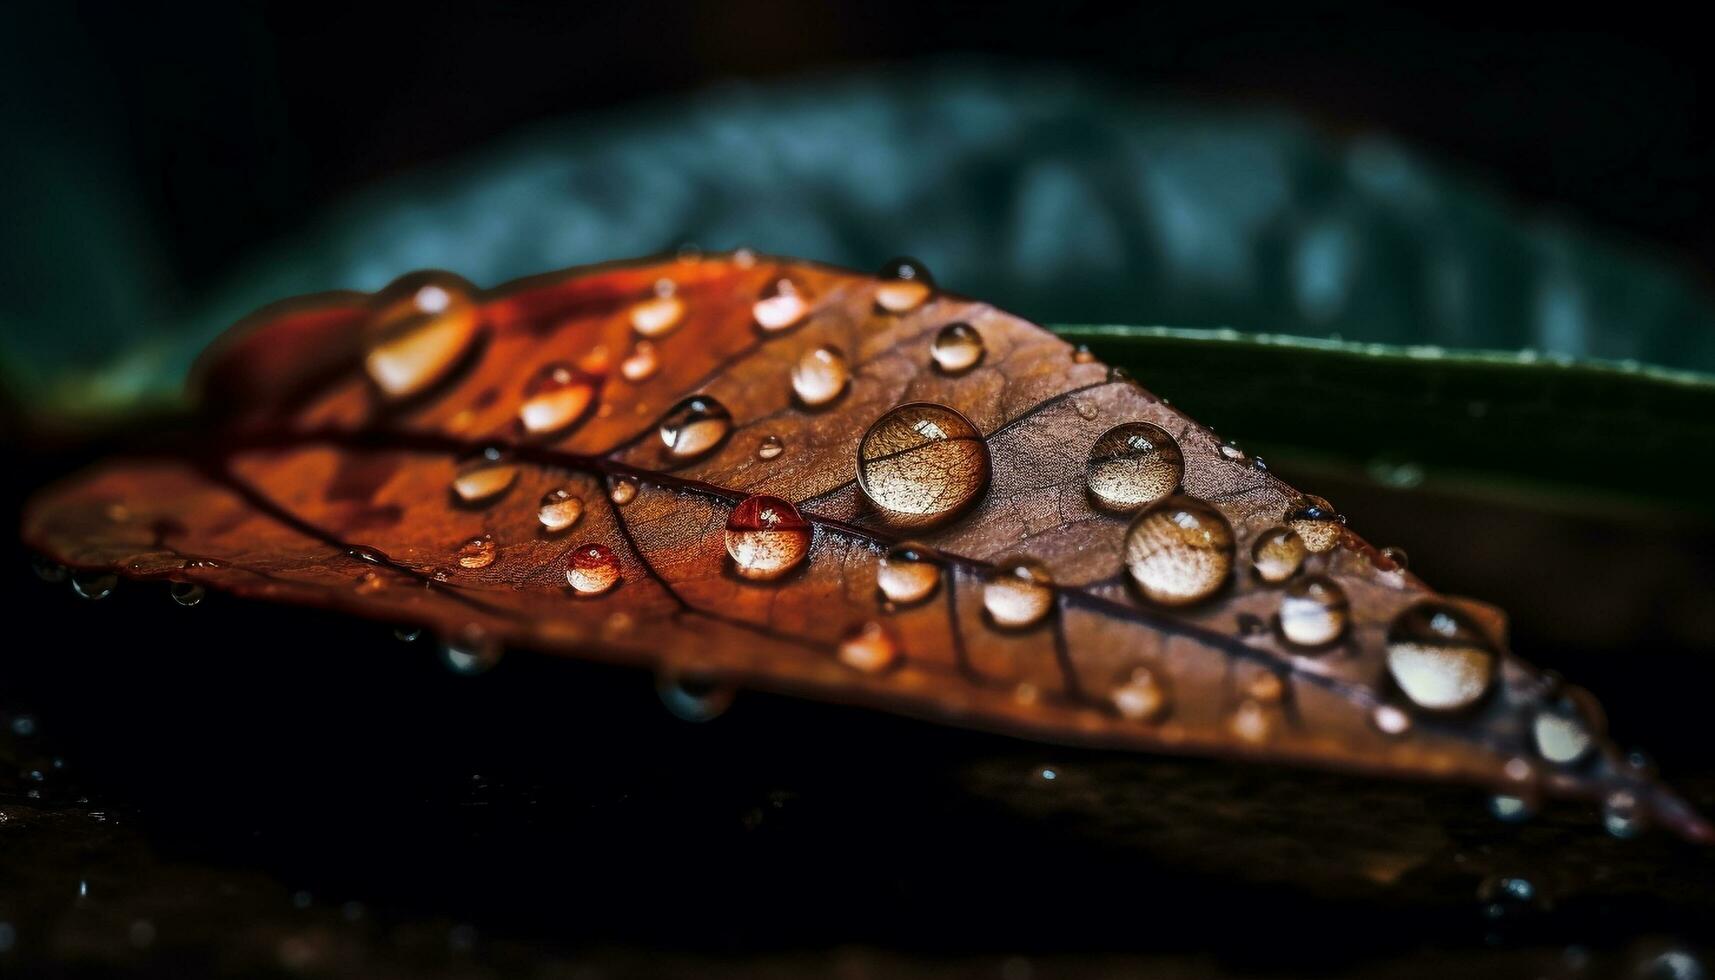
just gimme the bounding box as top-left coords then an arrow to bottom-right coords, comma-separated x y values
21,252 -> 1711,842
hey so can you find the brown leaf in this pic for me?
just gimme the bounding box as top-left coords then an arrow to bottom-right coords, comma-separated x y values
21,253 -> 1711,842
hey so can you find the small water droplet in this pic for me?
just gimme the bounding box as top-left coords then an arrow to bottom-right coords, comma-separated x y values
857,402 -> 991,527
756,434 -> 785,460
1229,699 -> 1271,744
1385,603 -> 1496,711
724,495 -> 811,581
1488,794 -> 1536,823
441,625 -> 501,675
732,247 -> 758,268
838,621 -> 899,673
1371,703 -> 1412,736
791,345 -> 850,408
1123,497 -> 1233,606
1285,495 -> 1346,553
394,626 -> 422,642
1251,456 -> 1269,472
659,395 -> 732,460
363,272 -> 482,399
629,279 -> 686,337
621,342 -> 659,382
354,570 -> 386,594
930,322 -> 984,373
1246,672 -> 1285,704
1072,345 -> 1096,364
1277,576 -> 1348,647
1085,422 -> 1184,511
1250,527 -> 1307,584
753,276 -> 810,331
451,447 -> 519,505
169,582 -> 205,607
537,488 -> 583,533
1106,365 -> 1132,383
983,558 -> 1055,628
518,363 -> 598,436
71,571 -> 117,600
1602,790 -> 1643,839
877,541 -> 941,605
1111,667 -> 1169,722
1533,704 -> 1594,765
565,543 -> 620,595
349,545 -> 387,564
609,477 -> 638,505
657,673 -> 734,722
576,344 -> 612,376
1073,400 -> 1099,421
1379,545 -> 1409,570
875,257 -> 935,313
1219,441 -> 1246,461
32,556 -> 68,583
456,534 -> 497,569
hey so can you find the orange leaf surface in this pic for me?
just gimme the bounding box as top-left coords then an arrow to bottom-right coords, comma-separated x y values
21,252 -> 1711,842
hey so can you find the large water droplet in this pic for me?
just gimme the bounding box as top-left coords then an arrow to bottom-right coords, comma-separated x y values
1278,576 -> 1348,647
518,363 -> 597,436
930,322 -> 984,373
724,495 -> 811,581
756,434 -> 785,460
441,625 -> 502,675
657,673 -> 734,722
451,447 -> 518,504
620,342 -> 659,382
877,541 -> 941,604
1286,495 -> 1346,553
875,257 -> 934,313
1384,603 -> 1496,711
838,621 -> 899,673
537,488 -> 583,533
1111,667 -> 1169,722
456,534 -> 497,569
753,276 -> 810,331
363,272 -> 482,399
629,279 -> 685,337
857,402 -> 990,527
1123,497 -> 1233,606
1085,422 -> 1184,511
170,582 -> 206,607
565,543 -> 620,595
983,558 -> 1055,628
1251,527 -> 1308,584
791,345 -> 849,408
71,571 -> 117,600
1533,704 -> 1594,765
659,395 -> 732,460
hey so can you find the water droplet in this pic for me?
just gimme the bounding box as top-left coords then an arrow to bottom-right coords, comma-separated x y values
857,402 -> 991,527
394,626 -> 422,642
363,272 -> 482,399
441,625 -> 501,675
1379,545 -> 1409,570
71,571 -> 117,600
1285,495 -> 1346,553
791,345 -> 849,407
565,543 -> 620,596
1074,400 -> 1099,421
629,279 -> 685,337
1533,705 -> 1594,765
658,395 -> 732,460
1602,790 -> 1643,839
930,322 -> 984,373
1488,794 -> 1536,823
1111,667 -> 1169,722
756,434 -> 785,460
609,477 -> 638,505
753,276 -> 810,331
875,257 -> 935,313
1278,576 -> 1348,647
518,362 -> 598,436
724,495 -> 811,581
877,542 -> 941,605
1371,703 -> 1412,736
576,344 -> 612,376
456,534 -> 497,569
1250,527 -> 1307,584
1229,699 -> 1271,744
169,582 -> 205,607
1106,365 -> 1132,383
1072,345 -> 1096,364
537,488 -> 583,534
620,342 -> 659,382
838,621 -> 899,673
1219,441 -> 1246,461
732,247 -> 758,268
983,558 -> 1055,628
657,673 -> 734,722
451,447 -> 519,504
1085,422 -> 1184,511
354,570 -> 386,594
349,545 -> 387,564
1246,672 -> 1285,704
1384,603 -> 1496,711
1123,497 -> 1233,606
31,556 -> 68,583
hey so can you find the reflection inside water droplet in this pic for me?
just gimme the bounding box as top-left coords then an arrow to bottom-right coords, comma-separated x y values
792,345 -> 849,407
724,495 -> 811,581
1085,422 -> 1183,511
363,272 -> 482,399
877,541 -> 941,605
756,434 -> 785,460
1286,495 -> 1345,553
629,278 -> 685,337
753,276 -> 810,331
169,582 -> 205,607
71,571 -> 117,601
875,257 -> 934,313
983,558 -> 1054,628
456,534 -> 497,569
1251,527 -> 1307,584
930,322 -> 984,373
1278,576 -> 1348,647
537,488 -> 583,533
857,402 -> 990,527
519,363 -> 597,436
565,543 -> 620,595
659,395 -> 732,460
441,626 -> 501,675
609,477 -> 638,505
838,621 -> 899,673
452,447 -> 518,505
1123,497 -> 1233,606
1385,603 -> 1496,711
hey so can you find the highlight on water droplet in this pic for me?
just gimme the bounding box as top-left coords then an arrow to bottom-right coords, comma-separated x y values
1371,703 -> 1413,736
877,541 -> 941,605
363,272 -> 482,399
753,276 -> 810,331
169,582 -> 206,607
1285,494 -> 1346,553
791,345 -> 849,408
657,672 -> 735,722
983,558 -> 1055,628
838,621 -> 899,673
659,395 -> 732,460
756,434 -> 785,460
875,257 -> 934,313
1229,699 -> 1272,745
456,533 -> 497,570
620,342 -> 659,383
1533,698 -> 1595,765
441,624 -> 502,675
537,488 -> 583,534
1277,576 -> 1349,648
629,278 -> 685,337
1122,496 -> 1233,606
518,362 -> 598,436
1379,545 -> 1410,571
724,495 -> 812,581
930,322 -> 984,374
1084,421 -> 1184,511
1110,667 -> 1169,722
609,477 -> 638,505
565,543 -> 621,596
1219,441 -> 1246,461
856,402 -> 991,528
451,447 -> 519,505
71,571 -> 117,600
1250,527 -> 1308,584
1384,603 -> 1496,711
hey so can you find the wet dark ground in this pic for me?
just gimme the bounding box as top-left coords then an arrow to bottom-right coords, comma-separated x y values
4,461 -> 1714,978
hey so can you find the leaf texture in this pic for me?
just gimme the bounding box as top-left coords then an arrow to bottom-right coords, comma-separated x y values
21,253 -> 1711,841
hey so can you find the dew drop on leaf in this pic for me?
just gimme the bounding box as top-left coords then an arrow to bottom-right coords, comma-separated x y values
362,273 -> 482,399
1380,545 -> 1410,570
620,342 -> 659,383
456,533 -> 497,570
1111,667 -> 1169,722
169,582 -> 206,607
658,395 -> 732,460
657,673 -> 734,722
537,488 -> 583,534
1384,603 -> 1496,711
877,541 -> 941,605
753,276 -> 810,331
32,556 -> 68,583
838,620 -> 899,673
930,322 -> 984,373
518,363 -> 598,437
1277,575 -> 1349,647
791,345 -> 849,407
451,447 -> 518,505
1534,705 -> 1594,765
856,402 -> 990,527
1084,421 -> 1183,511
1229,699 -> 1272,744
756,434 -> 785,460
983,558 -> 1055,628
441,625 -> 502,675
1371,703 -> 1413,737
71,571 -> 117,601
608,477 -> 638,506
1286,494 -> 1346,553
565,543 -> 620,596
1250,527 -> 1308,584
628,278 -> 685,337
1122,496 -> 1234,606
875,256 -> 934,313
724,495 -> 811,581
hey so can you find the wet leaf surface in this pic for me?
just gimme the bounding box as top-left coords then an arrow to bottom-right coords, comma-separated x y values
19,253 -> 1713,845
